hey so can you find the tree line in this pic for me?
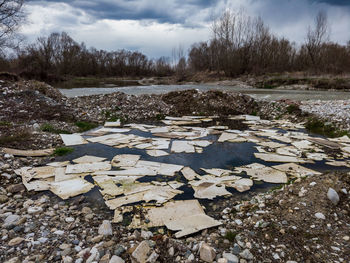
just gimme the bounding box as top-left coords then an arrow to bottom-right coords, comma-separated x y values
0,1 -> 349,81
188,10 -> 350,76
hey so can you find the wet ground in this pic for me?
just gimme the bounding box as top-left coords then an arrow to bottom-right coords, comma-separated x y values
59,84 -> 350,101
53,126 -> 350,209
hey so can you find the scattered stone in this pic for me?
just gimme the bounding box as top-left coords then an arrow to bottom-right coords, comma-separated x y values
327,188 -> 340,205
8,237 -> 24,246
223,252 -> 239,263
6,184 -> 25,193
131,241 -> 151,263
239,249 -> 254,260
27,206 -> 43,214
199,243 -> 216,262
315,213 -> 326,220
98,220 -> 113,236
4,214 -> 20,228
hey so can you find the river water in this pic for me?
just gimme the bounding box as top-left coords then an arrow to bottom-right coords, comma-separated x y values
59,84 -> 350,101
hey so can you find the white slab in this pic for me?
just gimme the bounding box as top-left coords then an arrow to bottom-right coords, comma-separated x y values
66,162 -> 111,174
60,134 -> 87,146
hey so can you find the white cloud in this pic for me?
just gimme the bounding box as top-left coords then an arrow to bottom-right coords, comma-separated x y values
20,2 -> 210,58
20,0 -> 350,58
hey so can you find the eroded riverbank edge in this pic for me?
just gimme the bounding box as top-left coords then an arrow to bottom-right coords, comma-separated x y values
1,79 -> 350,262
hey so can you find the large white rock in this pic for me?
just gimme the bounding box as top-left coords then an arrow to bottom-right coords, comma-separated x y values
199,243 -> 216,262
327,188 -> 340,205
98,220 -> 113,236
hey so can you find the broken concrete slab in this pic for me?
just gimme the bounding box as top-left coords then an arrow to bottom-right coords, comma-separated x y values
97,180 -> 124,197
254,153 -> 311,163
258,141 -> 286,149
276,146 -> 300,157
72,155 -> 107,164
188,140 -> 212,148
308,138 -> 341,149
166,214 -> 222,238
129,200 -> 221,238
325,160 -> 350,167
112,154 -> 140,168
66,162 -> 111,174
46,161 -> 70,167
272,163 -> 321,177
60,134 -> 87,146
146,150 -> 169,157
23,180 -> 52,192
218,132 -> 238,142
201,168 -> 233,177
1,147 -> 54,157
181,167 -> 199,181
105,185 -> 183,209
54,167 -> 79,182
230,178 -> 254,192
190,181 -> 231,199
31,166 -> 56,180
94,168 -> 157,177
135,160 -> 183,176
330,135 -> 350,143
104,120 -> 121,127
171,140 -> 196,153
50,178 -> 94,200
291,140 -> 313,150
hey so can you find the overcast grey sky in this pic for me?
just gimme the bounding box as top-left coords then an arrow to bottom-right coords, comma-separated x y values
20,0 -> 350,58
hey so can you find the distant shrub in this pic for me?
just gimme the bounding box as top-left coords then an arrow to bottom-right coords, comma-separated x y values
54,147 -> 74,156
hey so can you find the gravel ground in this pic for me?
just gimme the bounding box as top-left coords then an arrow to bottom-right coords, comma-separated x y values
300,100 -> 350,131
1,152 -> 349,263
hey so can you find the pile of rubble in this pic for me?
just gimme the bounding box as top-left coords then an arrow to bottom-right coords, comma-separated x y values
67,89 -> 258,122
300,99 -> 350,131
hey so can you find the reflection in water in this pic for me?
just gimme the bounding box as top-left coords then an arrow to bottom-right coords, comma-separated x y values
54,129 -> 350,207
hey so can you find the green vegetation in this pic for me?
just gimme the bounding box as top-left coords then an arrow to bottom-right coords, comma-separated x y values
41,123 -> 71,134
305,118 -> 350,138
75,121 -> 98,132
103,110 -> 128,124
0,121 -> 11,126
224,231 -> 237,242
286,104 -> 300,114
54,147 -> 74,156
156,113 -> 165,120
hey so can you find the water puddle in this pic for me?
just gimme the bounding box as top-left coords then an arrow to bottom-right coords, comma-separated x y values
14,115 -> 350,237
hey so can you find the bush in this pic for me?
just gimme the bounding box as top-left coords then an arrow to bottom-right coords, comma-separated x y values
305,118 -> 349,138
75,121 -> 98,132
54,147 -> 74,156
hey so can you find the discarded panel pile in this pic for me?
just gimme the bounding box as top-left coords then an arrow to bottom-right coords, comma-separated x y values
12,115 -> 350,238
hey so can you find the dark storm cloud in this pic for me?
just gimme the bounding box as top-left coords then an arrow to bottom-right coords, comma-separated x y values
311,0 -> 350,6
29,0 -> 217,24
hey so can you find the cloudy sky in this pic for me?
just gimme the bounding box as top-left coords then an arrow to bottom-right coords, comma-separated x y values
20,0 -> 350,58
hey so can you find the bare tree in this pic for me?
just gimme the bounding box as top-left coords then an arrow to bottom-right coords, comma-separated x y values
0,0 -> 25,52
306,10 -> 330,70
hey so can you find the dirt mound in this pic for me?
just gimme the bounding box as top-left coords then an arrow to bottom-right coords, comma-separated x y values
235,172 -> 350,262
68,89 -> 259,122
